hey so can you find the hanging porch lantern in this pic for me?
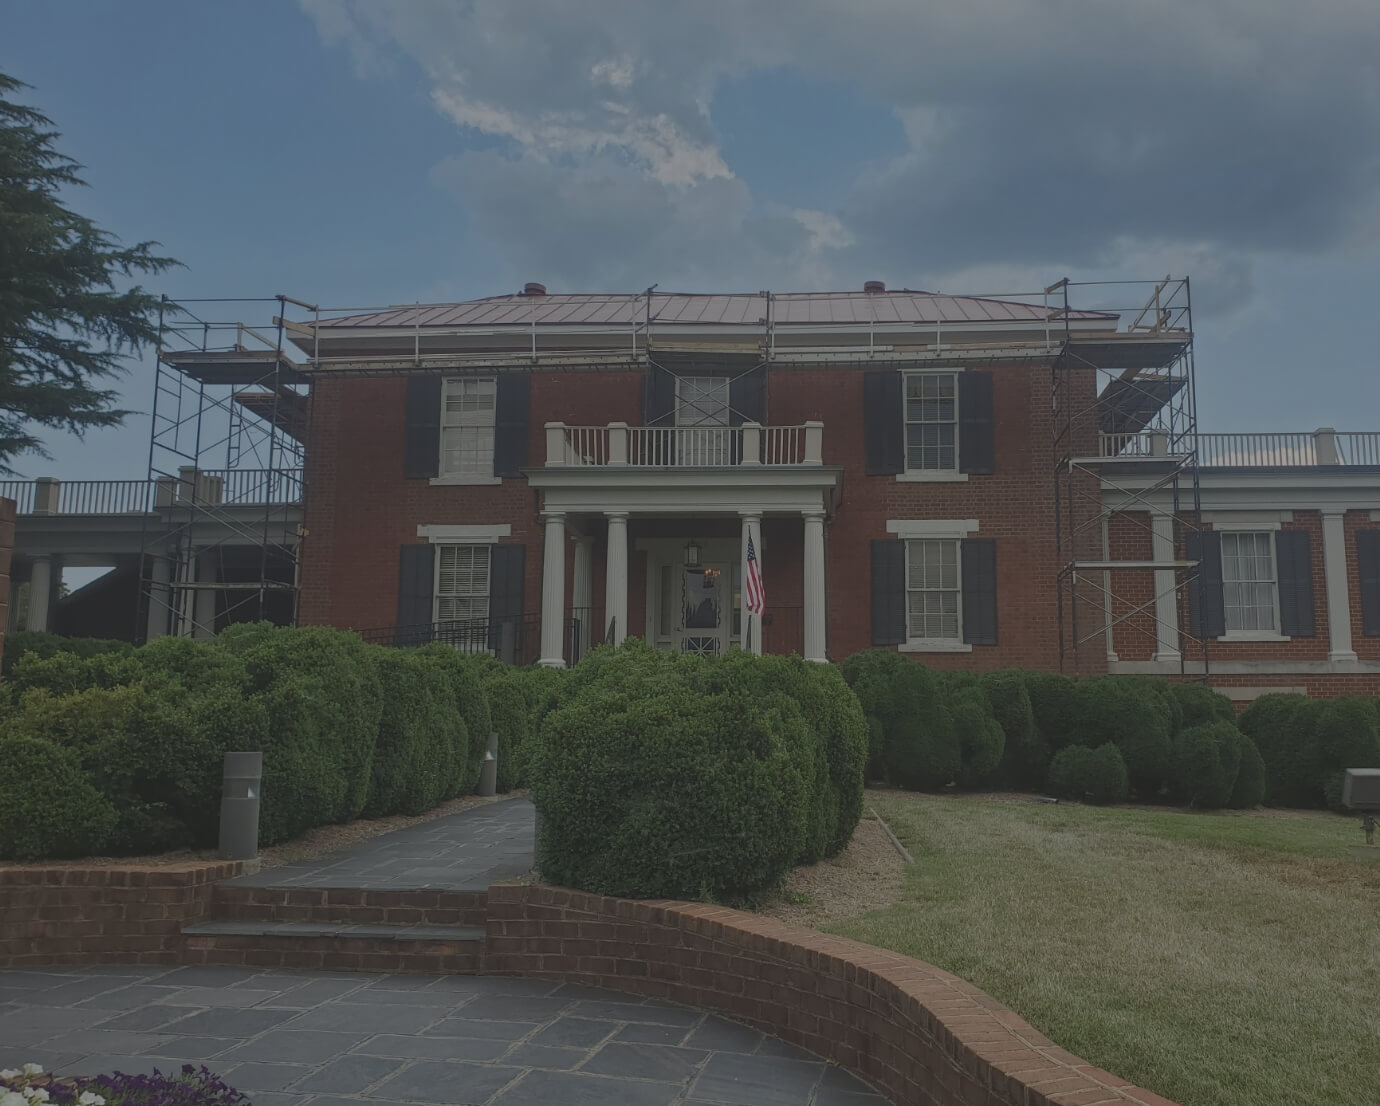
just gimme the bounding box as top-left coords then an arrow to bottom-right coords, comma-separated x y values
684,539 -> 702,568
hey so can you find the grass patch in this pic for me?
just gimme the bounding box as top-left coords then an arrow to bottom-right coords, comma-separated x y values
827,794 -> 1380,1106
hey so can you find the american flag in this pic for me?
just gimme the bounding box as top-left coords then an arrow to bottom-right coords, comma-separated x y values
745,534 -> 766,616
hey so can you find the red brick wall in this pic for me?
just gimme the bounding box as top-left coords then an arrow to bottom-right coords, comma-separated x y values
484,883 -> 1179,1106
0,861 -> 243,968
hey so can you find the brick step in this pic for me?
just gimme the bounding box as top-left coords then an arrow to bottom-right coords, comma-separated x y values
212,885 -> 489,928
181,920 -> 486,974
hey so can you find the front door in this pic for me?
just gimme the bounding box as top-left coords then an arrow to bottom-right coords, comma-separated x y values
674,562 -> 732,656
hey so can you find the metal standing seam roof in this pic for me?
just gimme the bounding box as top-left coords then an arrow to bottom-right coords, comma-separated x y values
311,291 -> 1118,330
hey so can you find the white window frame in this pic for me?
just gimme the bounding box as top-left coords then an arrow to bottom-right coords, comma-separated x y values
1217,526 -> 1287,641
433,376 -> 502,486
433,542 -> 492,654
888,519 -> 978,652
675,375 -> 732,466
898,369 -> 968,483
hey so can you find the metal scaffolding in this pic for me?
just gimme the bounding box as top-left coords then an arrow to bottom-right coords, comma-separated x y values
1051,277 -> 1209,679
138,295 -> 315,641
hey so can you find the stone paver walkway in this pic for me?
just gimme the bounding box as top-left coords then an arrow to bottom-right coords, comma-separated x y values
230,800 -> 536,890
0,966 -> 891,1106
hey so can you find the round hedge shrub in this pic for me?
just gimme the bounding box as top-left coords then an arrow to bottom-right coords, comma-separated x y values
951,686 -> 1005,789
529,654 -> 810,901
217,624 -> 383,843
1,631 -> 133,678
365,650 -> 465,817
1239,694 -> 1325,807
0,737 -> 118,860
1171,721 -> 1242,809
1024,671 -> 1081,751
980,669 -> 1047,789
417,644 -> 491,795
1315,696 -> 1380,812
7,647 -> 141,697
1172,682 -> 1237,729
1046,743 -> 1129,804
1073,677 -> 1172,797
801,661 -> 867,856
1230,735 -> 1267,808
841,650 -> 957,790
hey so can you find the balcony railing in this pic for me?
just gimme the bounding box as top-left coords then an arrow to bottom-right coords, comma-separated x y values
1097,429 -> 1380,468
0,469 -> 303,516
546,422 -> 824,468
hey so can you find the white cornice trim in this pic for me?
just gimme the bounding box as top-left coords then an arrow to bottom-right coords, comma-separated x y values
886,519 -> 980,538
417,524 -> 511,544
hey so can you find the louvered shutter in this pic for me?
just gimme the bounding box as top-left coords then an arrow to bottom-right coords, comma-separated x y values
864,371 -> 903,476
871,539 -> 906,645
493,374 -> 530,479
958,372 -> 995,475
404,377 -> 441,479
1186,531 -> 1225,639
643,364 -> 676,426
1358,531 -> 1380,636
487,544 -> 526,651
396,544 -> 435,645
1274,530 -> 1316,637
961,538 -> 998,645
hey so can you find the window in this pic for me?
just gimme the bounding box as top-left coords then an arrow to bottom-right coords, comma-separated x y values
441,378 -> 496,477
676,375 -> 730,465
906,539 -> 961,641
435,544 -> 490,625
904,373 -> 957,471
1221,531 -> 1277,632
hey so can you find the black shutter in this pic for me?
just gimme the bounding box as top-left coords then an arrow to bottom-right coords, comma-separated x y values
487,543 -> 526,651
961,538 -> 998,645
404,376 -> 441,479
1186,531 -> 1225,639
1358,531 -> 1380,636
729,368 -> 766,426
643,364 -> 676,426
493,374 -> 530,479
1275,530 -> 1316,637
396,544 -> 435,646
864,371 -> 903,476
871,539 -> 906,645
958,372 -> 995,475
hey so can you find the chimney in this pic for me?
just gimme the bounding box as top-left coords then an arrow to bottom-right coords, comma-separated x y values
523,282 -> 547,296
863,280 -> 886,293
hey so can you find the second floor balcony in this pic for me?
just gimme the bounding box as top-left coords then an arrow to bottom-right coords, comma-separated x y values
543,422 -> 824,469
1096,429 -> 1380,469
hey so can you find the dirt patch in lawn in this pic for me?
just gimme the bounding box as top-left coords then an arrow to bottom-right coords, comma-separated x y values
758,796 -> 910,927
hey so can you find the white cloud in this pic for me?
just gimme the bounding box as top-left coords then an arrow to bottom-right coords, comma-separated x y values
301,0 -> 1380,301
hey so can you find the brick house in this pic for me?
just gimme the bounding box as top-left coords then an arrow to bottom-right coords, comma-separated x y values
292,280 -> 1380,701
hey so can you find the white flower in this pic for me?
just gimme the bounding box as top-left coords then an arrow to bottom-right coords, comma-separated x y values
0,1072 -> 19,1083
20,1069 -> 41,1079
78,1094 -> 105,1106
3,1091 -> 29,1106
21,1089 -> 47,1103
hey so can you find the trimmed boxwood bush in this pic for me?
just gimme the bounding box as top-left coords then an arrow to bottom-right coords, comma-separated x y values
1047,743 -> 1129,804
0,736 -> 118,860
417,644 -> 491,795
951,686 -> 1005,789
799,660 -> 868,856
217,624 -> 383,843
1,630 -> 132,678
1240,694 -> 1326,808
980,669 -> 1047,789
841,650 -> 957,790
1172,682 -> 1237,729
529,645 -> 813,900
365,650 -> 466,817
1024,670 -> 1080,751
1230,735 -> 1267,808
1315,696 -> 1380,812
1073,677 -> 1172,797
1171,721 -> 1242,809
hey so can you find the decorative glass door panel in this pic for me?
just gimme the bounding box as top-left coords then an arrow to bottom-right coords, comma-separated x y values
675,563 -> 731,655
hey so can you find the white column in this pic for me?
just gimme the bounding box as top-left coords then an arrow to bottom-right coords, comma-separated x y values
192,551 -> 218,640
572,535 -> 592,657
27,554 -> 53,632
1152,512 -> 1180,662
605,512 -> 628,645
146,554 -> 172,642
803,511 -> 827,663
538,512 -> 567,667
740,512 -> 762,654
1322,510 -> 1357,662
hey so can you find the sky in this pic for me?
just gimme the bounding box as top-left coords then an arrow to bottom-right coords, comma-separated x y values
3,0 -> 1379,486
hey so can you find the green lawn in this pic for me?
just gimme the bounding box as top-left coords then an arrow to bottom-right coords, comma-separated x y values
827,793 -> 1380,1106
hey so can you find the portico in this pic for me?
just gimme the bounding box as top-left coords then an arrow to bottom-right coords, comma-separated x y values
527,422 -> 840,667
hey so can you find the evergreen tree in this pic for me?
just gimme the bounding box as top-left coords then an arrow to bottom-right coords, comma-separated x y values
0,73 -> 178,472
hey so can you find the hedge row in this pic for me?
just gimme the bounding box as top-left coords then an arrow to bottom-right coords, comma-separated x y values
841,651 -> 1276,810
1240,693 -> 1380,811
527,641 -> 867,902
0,627 -> 559,861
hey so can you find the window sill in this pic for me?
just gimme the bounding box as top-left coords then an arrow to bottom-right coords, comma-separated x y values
896,471 -> 969,483
430,474 -> 503,486
900,640 -> 973,653
1217,631 -> 1290,642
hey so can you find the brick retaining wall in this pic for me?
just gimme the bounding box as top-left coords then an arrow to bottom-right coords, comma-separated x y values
484,883 -> 1177,1106
0,860 -> 243,967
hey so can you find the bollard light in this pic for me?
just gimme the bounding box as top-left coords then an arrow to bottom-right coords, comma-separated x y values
477,731 -> 499,797
219,751 -> 263,861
